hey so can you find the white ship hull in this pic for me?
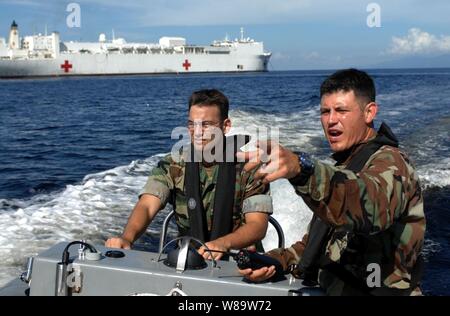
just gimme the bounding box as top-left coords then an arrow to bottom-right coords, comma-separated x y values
0,52 -> 270,78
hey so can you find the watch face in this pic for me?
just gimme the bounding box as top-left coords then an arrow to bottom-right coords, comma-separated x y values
299,153 -> 314,175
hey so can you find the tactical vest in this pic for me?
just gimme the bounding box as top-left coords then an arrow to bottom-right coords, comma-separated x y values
181,135 -> 250,243
298,122 -> 423,296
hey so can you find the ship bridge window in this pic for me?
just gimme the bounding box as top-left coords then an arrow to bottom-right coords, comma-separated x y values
122,47 -> 134,54
206,50 -> 230,54
136,47 -> 148,54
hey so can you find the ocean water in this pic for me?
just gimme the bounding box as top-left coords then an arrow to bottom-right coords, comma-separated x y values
0,69 -> 449,295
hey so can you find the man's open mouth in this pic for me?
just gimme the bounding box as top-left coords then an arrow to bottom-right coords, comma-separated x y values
328,129 -> 343,141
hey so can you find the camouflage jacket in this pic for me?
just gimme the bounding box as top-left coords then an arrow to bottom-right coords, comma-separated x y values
141,154 -> 273,235
268,139 -> 425,294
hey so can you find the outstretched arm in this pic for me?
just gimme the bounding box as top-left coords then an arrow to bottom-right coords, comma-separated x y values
238,141 -> 422,234
105,194 -> 162,249
293,148 -> 422,234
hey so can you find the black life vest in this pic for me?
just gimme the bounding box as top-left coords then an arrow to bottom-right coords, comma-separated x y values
298,122 -> 423,295
183,134 -> 250,243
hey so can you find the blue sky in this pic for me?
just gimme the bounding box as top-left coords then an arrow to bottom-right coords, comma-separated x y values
1,0 -> 450,70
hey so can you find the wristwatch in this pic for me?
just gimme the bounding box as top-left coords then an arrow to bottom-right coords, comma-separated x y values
289,151 -> 315,186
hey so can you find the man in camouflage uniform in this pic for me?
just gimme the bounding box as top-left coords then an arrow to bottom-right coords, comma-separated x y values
238,69 -> 425,295
106,89 -> 272,260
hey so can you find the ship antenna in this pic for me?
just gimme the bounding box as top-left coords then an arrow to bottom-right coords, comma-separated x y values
45,23 -> 47,36
112,29 -> 115,42
240,27 -> 244,42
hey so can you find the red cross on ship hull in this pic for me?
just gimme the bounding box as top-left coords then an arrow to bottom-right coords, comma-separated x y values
182,59 -> 191,71
60,60 -> 73,73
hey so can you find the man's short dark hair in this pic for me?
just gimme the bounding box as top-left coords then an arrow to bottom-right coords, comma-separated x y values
189,89 -> 229,120
320,68 -> 376,106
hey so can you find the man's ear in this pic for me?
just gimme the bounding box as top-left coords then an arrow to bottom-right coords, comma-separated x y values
364,102 -> 378,125
223,118 -> 232,134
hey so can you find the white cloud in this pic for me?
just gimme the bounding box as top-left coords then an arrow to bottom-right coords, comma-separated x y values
304,51 -> 320,60
389,28 -> 450,55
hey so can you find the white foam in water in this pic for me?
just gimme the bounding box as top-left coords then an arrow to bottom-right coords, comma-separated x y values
229,108 -> 324,153
0,155 -> 165,287
263,179 -> 312,250
417,159 -> 450,189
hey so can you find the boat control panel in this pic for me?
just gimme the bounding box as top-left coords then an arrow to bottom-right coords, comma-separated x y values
25,239 -> 323,296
